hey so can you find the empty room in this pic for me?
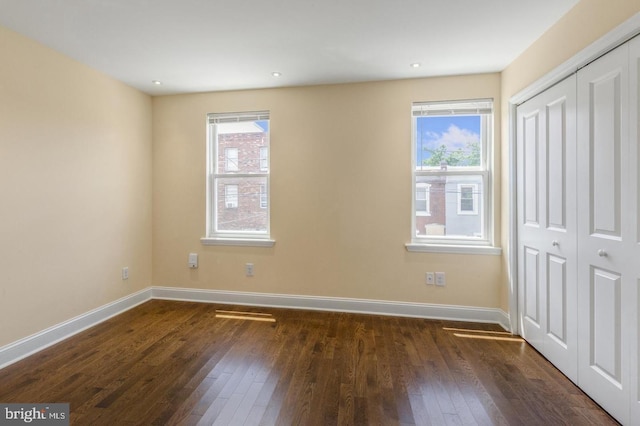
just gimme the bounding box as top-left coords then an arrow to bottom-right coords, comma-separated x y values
1,0 -> 640,424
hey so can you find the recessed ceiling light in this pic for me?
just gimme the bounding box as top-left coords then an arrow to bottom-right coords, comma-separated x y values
152,80 -> 162,85
410,63 -> 421,68
271,72 -> 282,77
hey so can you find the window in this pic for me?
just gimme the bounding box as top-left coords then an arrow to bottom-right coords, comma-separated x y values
410,99 -> 494,249
225,148 -> 239,171
415,183 -> 431,216
260,147 -> 268,171
260,184 -> 268,208
225,184 -> 238,208
204,110 -> 272,245
458,184 -> 478,215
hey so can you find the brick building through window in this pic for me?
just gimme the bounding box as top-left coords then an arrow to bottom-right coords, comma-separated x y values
214,121 -> 269,234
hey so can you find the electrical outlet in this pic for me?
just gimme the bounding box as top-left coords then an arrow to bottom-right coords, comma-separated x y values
426,272 -> 435,285
435,272 -> 446,286
188,253 -> 198,269
122,267 -> 129,280
245,263 -> 254,277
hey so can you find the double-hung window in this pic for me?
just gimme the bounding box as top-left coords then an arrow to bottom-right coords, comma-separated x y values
203,110 -> 273,246
409,99 -> 497,253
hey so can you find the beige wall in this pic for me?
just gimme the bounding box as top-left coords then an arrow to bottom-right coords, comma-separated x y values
153,75 -> 503,308
0,26 -> 153,347
10,0 -> 631,347
500,0 -> 640,310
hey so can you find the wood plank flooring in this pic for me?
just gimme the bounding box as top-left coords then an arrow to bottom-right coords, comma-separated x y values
0,300 -> 619,425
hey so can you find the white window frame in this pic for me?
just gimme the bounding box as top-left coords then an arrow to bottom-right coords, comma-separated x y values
202,110 -> 274,247
458,183 -> 478,215
407,99 -> 500,255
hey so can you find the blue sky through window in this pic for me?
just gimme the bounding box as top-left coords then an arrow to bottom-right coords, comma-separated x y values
416,115 -> 480,167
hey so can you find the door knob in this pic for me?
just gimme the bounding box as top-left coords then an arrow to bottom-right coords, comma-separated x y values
552,240 -> 559,247
598,249 -> 607,257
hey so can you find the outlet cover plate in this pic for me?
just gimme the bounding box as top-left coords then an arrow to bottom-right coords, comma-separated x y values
426,272 -> 435,285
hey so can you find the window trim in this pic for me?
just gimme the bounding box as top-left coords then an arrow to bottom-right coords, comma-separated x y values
204,110 -> 274,246
405,242 -> 502,255
409,99 -> 498,254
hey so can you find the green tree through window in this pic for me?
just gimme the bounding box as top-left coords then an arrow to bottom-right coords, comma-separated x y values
423,140 -> 480,167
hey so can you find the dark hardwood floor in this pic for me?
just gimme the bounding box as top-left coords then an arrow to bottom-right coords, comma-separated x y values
0,300 -> 618,425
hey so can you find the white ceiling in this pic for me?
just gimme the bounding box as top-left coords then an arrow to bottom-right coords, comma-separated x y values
0,0 -> 579,96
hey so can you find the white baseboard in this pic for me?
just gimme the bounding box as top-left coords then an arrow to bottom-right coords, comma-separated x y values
0,286 -> 510,370
151,286 -> 511,330
0,288 -> 152,369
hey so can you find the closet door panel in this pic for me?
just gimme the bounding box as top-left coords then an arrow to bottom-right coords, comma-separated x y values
627,35 -> 640,423
547,254 -> 567,344
591,267 -> 622,385
523,113 -> 540,226
524,247 -> 541,328
547,100 -> 567,230
518,105 -> 545,350
577,42 -> 630,425
517,75 -> 577,383
591,74 -> 622,237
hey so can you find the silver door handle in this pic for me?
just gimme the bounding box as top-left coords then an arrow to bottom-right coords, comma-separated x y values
552,240 -> 559,247
598,249 -> 607,257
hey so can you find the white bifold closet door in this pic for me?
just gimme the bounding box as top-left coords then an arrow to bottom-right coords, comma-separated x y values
518,34 -> 640,425
517,75 -> 578,383
576,41 -> 634,424
629,34 -> 640,426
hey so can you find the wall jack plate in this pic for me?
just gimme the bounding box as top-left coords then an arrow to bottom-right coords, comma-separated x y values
188,253 -> 198,269
426,272 -> 435,285
435,272 -> 446,286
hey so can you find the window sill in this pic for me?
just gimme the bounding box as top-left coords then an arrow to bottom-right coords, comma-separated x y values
405,243 -> 502,256
201,237 -> 276,248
